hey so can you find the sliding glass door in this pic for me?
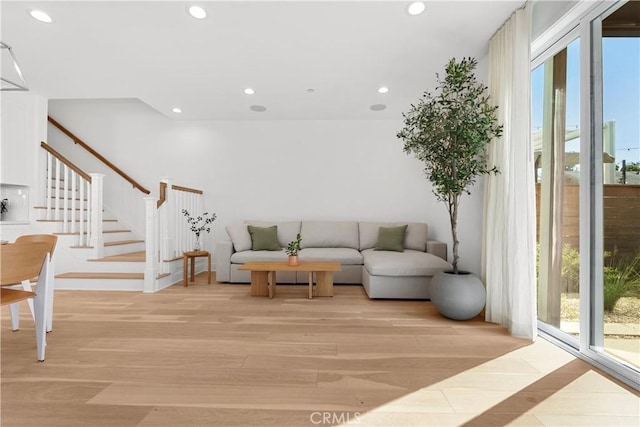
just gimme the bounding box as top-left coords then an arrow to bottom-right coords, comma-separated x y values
533,0 -> 639,388
596,2 -> 640,371
533,37 -> 581,343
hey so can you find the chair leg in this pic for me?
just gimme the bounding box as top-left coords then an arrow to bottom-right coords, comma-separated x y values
8,280 -> 35,331
33,290 -> 47,361
34,253 -> 51,362
21,279 -> 35,321
46,262 -> 55,332
9,303 -> 20,331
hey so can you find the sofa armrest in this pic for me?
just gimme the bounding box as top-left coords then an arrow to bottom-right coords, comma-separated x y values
426,240 -> 447,261
215,240 -> 233,282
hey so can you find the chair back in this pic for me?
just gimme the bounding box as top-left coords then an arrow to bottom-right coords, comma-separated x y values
0,242 -> 50,286
15,234 -> 58,256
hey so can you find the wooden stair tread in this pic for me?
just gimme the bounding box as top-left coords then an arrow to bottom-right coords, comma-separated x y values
90,251 -> 145,262
54,229 -> 132,236
50,197 -> 88,201
104,240 -> 144,247
157,273 -> 170,279
37,219 -> 117,223
55,272 -> 144,280
34,206 -> 90,211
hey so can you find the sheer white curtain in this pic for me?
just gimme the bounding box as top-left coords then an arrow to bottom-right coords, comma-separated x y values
483,3 -> 537,340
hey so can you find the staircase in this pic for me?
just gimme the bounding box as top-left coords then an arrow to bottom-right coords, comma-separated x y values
32,179 -> 153,290
37,117 -> 207,292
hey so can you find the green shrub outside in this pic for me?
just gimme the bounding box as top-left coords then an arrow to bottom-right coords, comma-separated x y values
603,251 -> 640,312
541,244 -> 640,312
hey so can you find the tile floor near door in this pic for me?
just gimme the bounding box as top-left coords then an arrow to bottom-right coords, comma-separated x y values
1,273 -> 639,427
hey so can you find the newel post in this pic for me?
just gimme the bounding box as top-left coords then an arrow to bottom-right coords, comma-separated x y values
160,177 -> 176,263
89,173 -> 104,259
144,196 -> 158,293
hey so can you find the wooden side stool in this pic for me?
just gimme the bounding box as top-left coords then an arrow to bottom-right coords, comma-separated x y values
183,251 -> 211,287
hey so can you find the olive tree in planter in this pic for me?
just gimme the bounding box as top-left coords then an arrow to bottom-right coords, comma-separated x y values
397,57 -> 502,320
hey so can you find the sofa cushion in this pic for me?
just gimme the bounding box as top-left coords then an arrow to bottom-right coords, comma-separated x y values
362,249 -> 452,276
230,249 -> 288,263
359,222 -> 428,252
225,224 -> 252,252
300,221 -> 359,249
245,220 -> 301,247
298,248 -> 363,265
248,225 -> 281,251
374,225 -> 407,252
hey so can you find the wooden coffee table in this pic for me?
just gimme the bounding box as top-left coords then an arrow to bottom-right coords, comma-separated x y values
238,261 -> 341,299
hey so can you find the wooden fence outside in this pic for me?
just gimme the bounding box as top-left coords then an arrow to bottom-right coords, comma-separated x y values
535,184 -> 640,259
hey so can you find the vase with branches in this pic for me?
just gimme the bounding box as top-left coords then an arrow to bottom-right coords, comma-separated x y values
182,209 -> 217,251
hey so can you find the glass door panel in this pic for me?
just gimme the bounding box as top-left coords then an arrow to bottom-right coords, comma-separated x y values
533,37 -> 581,341
599,2 -> 640,369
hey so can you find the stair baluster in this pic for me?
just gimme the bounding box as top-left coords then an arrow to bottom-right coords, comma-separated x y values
62,165 -> 69,233
46,154 -> 52,219
70,170 -> 76,234
78,177 -> 85,246
54,158 -> 61,220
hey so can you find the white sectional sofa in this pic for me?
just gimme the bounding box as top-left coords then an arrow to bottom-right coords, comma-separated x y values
215,220 -> 452,299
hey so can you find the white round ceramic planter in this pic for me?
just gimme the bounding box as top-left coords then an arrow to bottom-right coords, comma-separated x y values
430,271 -> 486,320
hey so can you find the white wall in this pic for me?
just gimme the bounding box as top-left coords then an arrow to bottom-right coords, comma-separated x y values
531,0 -> 577,41
0,91 -> 48,240
48,98 -> 485,275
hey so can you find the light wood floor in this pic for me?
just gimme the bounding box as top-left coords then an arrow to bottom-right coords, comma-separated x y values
2,273 -> 638,426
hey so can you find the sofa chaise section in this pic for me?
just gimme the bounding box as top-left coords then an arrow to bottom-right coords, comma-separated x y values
357,222 -> 451,299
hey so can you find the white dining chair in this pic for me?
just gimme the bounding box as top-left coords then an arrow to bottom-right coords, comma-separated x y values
9,234 -> 57,332
1,242 -> 52,361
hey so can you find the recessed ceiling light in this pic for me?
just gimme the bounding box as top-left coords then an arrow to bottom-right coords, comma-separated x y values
187,5 -> 207,19
250,105 -> 267,112
407,2 -> 426,16
378,86 -> 389,94
172,107 -> 182,113
370,104 -> 386,111
243,88 -> 255,95
29,9 -> 53,23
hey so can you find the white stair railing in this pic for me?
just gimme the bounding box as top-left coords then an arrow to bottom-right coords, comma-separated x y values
173,185 -> 204,255
47,116 -> 151,256
146,178 -> 204,291
41,142 -> 104,257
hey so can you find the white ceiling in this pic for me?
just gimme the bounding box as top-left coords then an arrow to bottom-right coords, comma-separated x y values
1,1 -> 523,120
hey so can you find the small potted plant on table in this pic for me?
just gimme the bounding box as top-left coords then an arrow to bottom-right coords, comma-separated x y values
286,233 -> 302,266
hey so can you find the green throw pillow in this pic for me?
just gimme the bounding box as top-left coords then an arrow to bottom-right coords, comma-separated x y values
374,225 -> 407,252
248,225 -> 281,251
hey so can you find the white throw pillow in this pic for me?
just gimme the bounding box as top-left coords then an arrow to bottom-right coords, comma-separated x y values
225,224 -> 252,252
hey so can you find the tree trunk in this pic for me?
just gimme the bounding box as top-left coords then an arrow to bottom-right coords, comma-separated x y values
448,195 -> 459,274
